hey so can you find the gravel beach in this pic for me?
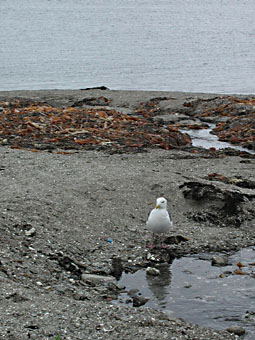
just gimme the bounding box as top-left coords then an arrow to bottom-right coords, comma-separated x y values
1,89 -> 254,340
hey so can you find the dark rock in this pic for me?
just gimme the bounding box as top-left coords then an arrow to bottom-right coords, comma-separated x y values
80,86 -> 109,90
111,257 -> 123,280
24,325 -> 40,330
180,180 -> 255,227
226,325 -> 245,336
165,235 -> 189,245
6,292 -> 29,302
57,255 -> 82,277
132,295 -> 149,307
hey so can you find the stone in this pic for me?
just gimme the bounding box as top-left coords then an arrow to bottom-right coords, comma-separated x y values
81,273 -> 115,285
25,227 -> 36,237
211,256 -> 228,266
132,295 -> 149,307
6,292 -> 29,302
1,138 -> 8,145
146,267 -> 160,276
127,289 -> 139,298
226,325 -> 245,336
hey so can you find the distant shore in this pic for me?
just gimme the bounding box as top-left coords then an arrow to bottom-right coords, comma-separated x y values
0,88 -> 228,109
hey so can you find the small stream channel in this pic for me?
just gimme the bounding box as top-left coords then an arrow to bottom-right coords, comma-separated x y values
114,247 -> 255,339
181,123 -> 255,155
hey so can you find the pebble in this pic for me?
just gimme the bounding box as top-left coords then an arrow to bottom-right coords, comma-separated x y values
184,284 -> 192,288
25,228 -> 36,237
226,325 -> 245,336
211,256 -> 228,266
146,267 -> 160,276
1,138 -> 8,145
81,273 -> 115,285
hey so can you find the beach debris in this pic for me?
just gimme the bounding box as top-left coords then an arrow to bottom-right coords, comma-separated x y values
0,99 -> 191,152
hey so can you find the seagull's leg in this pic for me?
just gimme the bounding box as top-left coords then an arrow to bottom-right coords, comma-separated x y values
148,233 -> 156,249
160,235 -> 169,248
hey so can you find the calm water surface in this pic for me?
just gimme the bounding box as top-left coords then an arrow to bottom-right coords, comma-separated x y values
1,0 -> 255,93
116,247 -> 255,339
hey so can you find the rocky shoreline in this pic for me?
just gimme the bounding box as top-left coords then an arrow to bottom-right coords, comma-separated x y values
1,89 -> 254,339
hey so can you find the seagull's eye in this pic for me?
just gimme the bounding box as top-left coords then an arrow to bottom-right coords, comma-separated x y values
161,200 -> 165,204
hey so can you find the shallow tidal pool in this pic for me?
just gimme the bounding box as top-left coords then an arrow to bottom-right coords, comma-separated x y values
114,247 -> 255,339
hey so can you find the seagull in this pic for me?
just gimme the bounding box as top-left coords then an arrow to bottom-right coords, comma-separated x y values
146,197 -> 173,248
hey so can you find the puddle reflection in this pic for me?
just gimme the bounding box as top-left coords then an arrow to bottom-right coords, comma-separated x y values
115,247 -> 255,339
146,264 -> 171,306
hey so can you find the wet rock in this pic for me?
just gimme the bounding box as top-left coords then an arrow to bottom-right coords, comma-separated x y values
244,311 -> 255,321
111,257 -> 123,280
146,267 -> 160,276
127,289 -> 139,298
226,325 -> 245,336
81,273 -> 115,285
132,295 -> 149,307
211,256 -> 228,267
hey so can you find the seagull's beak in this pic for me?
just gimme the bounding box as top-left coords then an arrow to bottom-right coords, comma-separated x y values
156,204 -> 160,209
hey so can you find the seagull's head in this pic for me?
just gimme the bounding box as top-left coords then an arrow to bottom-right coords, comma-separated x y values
155,197 -> 167,209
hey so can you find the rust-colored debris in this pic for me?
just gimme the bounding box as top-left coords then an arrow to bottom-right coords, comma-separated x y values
0,100 -> 191,152
184,96 -> 255,150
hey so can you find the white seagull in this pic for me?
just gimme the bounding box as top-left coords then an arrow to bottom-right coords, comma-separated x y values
146,197 -> 173,248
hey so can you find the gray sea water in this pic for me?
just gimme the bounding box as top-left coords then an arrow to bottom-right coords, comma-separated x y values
1,0 -> 255,93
